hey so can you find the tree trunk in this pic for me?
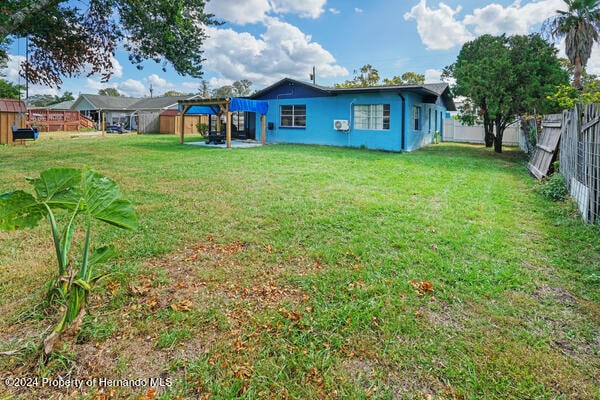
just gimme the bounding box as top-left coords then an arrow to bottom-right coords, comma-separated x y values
573,56 -> 584,91
494,117 -> 504,153
484,114 -> 494,147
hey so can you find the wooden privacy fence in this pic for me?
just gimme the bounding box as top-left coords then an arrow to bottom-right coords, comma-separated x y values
527,114 -> 562,180
559,103 -> 600,224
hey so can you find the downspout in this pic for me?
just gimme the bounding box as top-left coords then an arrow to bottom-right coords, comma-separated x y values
348,98 -> 356,147
398,93 -> 406,152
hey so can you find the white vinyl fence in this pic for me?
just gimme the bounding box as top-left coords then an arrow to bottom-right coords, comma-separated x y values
443,119 -> 521,146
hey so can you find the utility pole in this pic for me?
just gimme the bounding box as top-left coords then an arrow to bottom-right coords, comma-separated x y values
309,66 -> 316,85
25,35 -> 29,99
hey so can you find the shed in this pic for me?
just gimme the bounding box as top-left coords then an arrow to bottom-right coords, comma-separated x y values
133,95 -> 199,134
159,109 -> 208,134
0,98 -> 27,145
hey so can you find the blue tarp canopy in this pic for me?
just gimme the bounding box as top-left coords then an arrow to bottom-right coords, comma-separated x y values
180,98 -> 268,115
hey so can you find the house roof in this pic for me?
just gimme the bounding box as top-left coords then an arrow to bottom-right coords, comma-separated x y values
47,100 -> 75,110
251,78 -> 332,99
72,94 -> 200,112
73,94 -> 139,111
131,95 -> 199,111
251,78 -> 456,111
0,98 -> 26,113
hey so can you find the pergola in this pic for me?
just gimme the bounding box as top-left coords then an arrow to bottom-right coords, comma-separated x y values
178,98 -> 269,148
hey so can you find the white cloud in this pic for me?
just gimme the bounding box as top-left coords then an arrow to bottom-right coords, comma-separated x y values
270,0 -> 326,19
355,8 -> 363,13
206,0 -> 271,25
585,44 -> 600,75
403,0 -> 474,50
404,0 -> 568,51
329,8 -> 341,15
110,57 -> 123,78
147,74 -> 167,88
118,79 -> 147,97
3,55 -> 25,83
1,54 -> 58,96
85,75 -> 200,97
424,69 -> 442,83
463,0 -> 566,36
85,78 -> 106,92
202,19 -> 347,87
206,0 -> 326,24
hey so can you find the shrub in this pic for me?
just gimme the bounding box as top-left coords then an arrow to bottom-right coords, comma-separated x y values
196,122 -> 208,136
540,172 -> 567,201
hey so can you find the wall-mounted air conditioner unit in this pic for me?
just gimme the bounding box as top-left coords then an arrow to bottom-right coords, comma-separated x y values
333,119 -> 350,131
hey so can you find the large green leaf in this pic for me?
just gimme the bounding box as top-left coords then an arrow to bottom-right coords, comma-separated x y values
0,190 -> 47,231
89,245 -> 117,265
29,167 -> 82,210
82,168 -> 138,230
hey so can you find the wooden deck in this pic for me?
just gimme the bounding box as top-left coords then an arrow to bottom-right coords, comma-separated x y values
27,109 -> 95,131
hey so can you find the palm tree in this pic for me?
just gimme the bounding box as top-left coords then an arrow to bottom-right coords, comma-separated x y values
545,0 -> 600,90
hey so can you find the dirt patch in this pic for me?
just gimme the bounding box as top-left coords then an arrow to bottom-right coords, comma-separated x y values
1,239 -> 315,399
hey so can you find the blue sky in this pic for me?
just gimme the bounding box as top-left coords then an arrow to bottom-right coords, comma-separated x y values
1,0 -> 588,98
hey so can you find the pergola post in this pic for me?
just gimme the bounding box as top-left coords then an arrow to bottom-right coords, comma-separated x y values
179,105 -> 189,144
261,114 -> 266,144
225,98 -> 232,149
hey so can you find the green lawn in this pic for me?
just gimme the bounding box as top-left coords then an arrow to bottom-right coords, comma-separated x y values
1,134 -> 599,399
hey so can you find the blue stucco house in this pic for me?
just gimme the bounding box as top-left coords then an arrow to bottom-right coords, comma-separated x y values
250,78 -> 456,152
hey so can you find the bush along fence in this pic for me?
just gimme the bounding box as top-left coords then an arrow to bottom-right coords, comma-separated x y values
560,103 -> 600,224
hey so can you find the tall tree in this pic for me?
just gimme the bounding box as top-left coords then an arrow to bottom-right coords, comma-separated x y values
232,79 -> 252,97
163,90 -> 186,97
98,88 -> 122,97
0,79 -> 23,98
26,91 -> 75,107
212,80 -> 253,98
336,65 -> 426,88
447,35 -> 509,148
335,64 -> 381,88
446,34 -> 568,153
199,80 -> 210,98
383,72 -> 425,85
544,0 -> 600,90
0,0 -> 220,87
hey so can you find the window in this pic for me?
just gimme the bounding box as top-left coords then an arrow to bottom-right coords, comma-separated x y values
280,105 -> 306,128
353,104 -> 390,130
413,106 -> 422,131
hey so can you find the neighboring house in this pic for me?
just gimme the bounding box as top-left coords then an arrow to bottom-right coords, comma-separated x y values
71,94 -> 139,129
250,78 -> 456,152
71,94 -> 200,132
130,95 -> 200,133
47,100 -> 75,110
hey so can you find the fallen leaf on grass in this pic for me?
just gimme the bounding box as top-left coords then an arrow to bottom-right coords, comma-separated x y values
140,388 -> 156,400
410,279 -> 434,295
129,279 -> 153,295
171,299 -> 193,311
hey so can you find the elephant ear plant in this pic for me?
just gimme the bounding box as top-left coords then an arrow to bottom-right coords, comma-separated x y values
0,167 -> 138,355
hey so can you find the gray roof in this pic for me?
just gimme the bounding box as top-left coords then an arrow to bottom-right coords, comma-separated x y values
131,95 -> 199,110
46,100 -> 75,110
74,94 -> 139,111
72,94 -> 199,112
